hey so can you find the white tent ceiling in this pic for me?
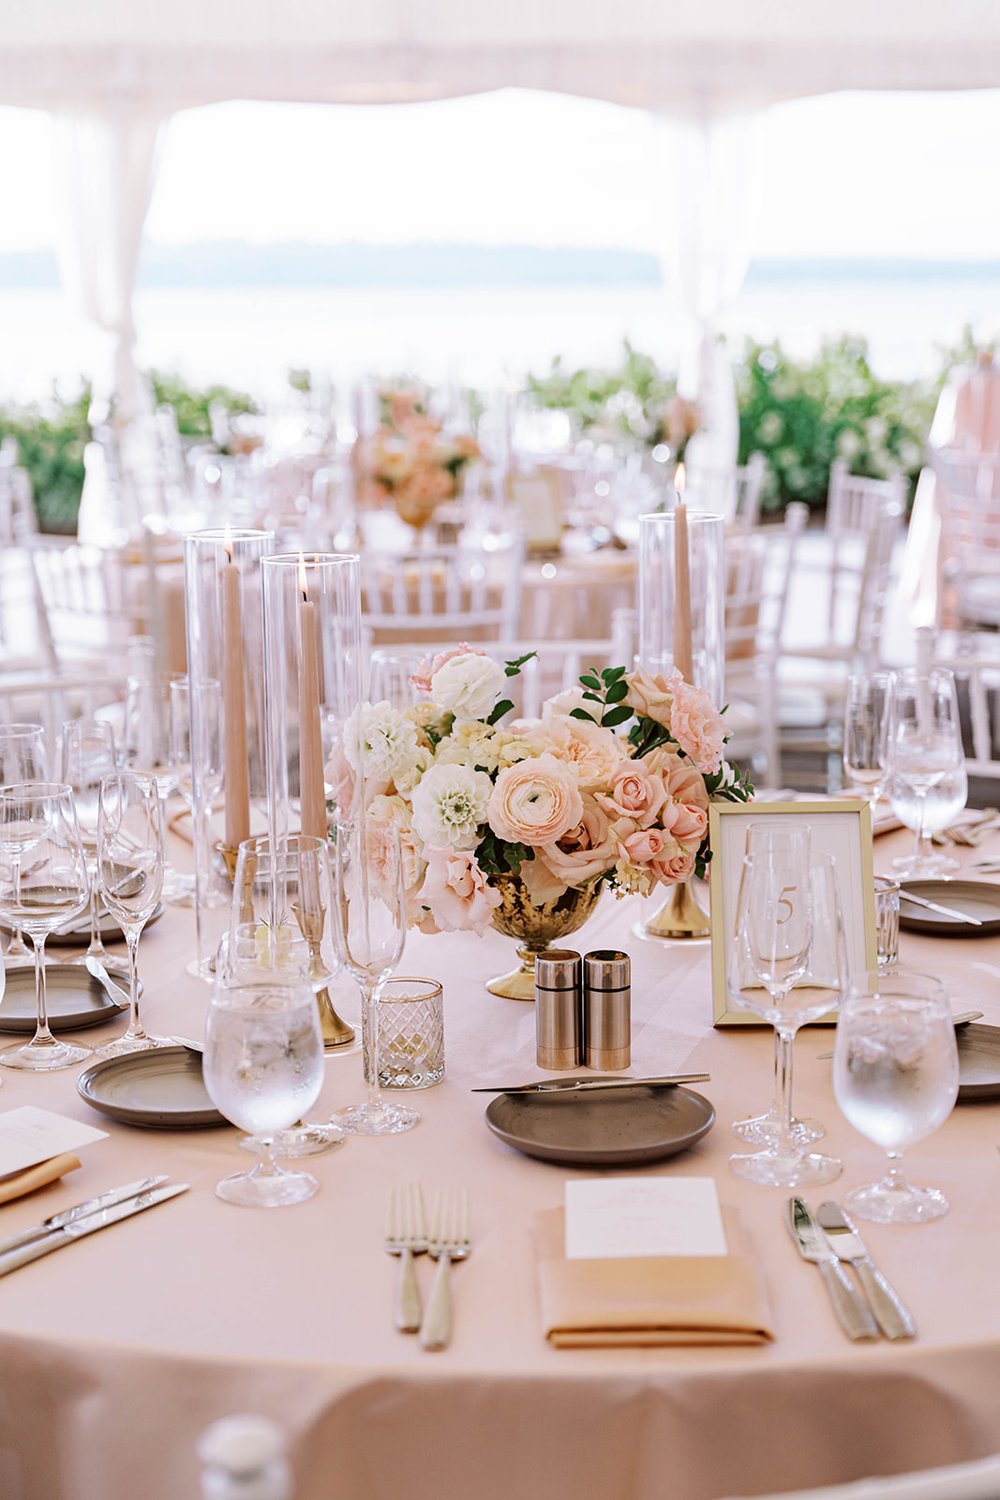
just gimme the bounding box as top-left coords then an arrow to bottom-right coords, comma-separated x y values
4,0 -> 1000,114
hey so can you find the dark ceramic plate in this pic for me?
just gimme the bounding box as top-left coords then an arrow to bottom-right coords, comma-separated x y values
0,964 -> 126,1033
484,1085 -> 715,1166
77,1046 -> 225,1129
899,881 -> 1000,938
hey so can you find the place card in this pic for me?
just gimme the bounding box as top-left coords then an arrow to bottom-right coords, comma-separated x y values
0,1107 -> 107,1179
565,1177 -> 727,1260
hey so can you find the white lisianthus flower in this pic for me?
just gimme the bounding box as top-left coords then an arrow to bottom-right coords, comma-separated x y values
410,762 -> 492,850
430,652 -> 507,721
344,699 -> 419,792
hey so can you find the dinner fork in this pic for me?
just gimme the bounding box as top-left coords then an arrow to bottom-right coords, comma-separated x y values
419,1187 -> 471,1352
385,1183 -> 428,1333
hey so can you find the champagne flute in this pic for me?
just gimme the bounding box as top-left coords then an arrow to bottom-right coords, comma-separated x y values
728,851 -> 845,1188
167,676 -> 220,906
843,671 -> 894,809
203,981 -> 324,1207
731,821 -> 825,1148
834,970 -> 959,1223
61,717 -> 128,978
329,817 -> 419,1136
886,668 -> 965,879
0,723 -> 48,965
123,671 -> 185,903
95,772 -> 171,1057
0,782 -> 91,1070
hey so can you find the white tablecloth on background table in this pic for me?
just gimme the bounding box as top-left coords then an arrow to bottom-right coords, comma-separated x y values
2,828 -> 1000,1500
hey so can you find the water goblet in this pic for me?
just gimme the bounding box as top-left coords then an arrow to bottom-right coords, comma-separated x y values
61,717 -> 128,978
0,723 -> 48,965
729,851 -> 846,1188
834,970 -> 959,1223
843,671 -> 894,809
203,981 -> 325,1207
731,821 -> 824,1148
95,772 -> 171,1056
0,782 -> 91,1070
329,817 -> 419,1136
887,668 -> 965,879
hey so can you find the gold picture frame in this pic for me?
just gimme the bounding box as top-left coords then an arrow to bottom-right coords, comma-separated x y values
708,799 -> 878,1027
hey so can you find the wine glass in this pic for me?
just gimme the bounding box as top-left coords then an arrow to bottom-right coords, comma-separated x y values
728,850 -> 846,1188
0,782 -> 91,1070
834,970 -> 959,1223
168,676 -> 221,908
61,718 -> 128,978
886,669 -> 965,879
222,833 -> 346,1160
731,821 -> 825,1148
203,981 -> 324,1207
369,649 -> 426,709
95,772 -> 171,1057
843,671 -> 894,809
0,723 -> 48,966
123,671 -> 186,903
329,817 -> 419,1136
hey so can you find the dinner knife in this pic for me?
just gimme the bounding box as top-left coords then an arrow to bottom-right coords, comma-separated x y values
470,1072 -> 710,1095
785,1198 -> 878,1341
816,1201 -> 916,1341
899,890 -> 984,926
0,1182 -> 188,1278
0,1174 -> 171,1257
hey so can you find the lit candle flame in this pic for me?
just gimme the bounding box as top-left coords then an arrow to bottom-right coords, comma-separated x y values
675,463 -> 686,501
298,551 -> 308,602
223,522 -> 233,562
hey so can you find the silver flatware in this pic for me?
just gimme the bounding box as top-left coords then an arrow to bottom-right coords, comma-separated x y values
817,1009 -> 983,1060
785,1197 -> 878,1341
816,1201 -> 916,1340
84,955 -> 131,1008
470,1072 -> 709,1096
0,1174 -> 171,1257
899,890 -> 984,926
0,1181 -> 188,1277
385,1183 -> 428,1334
420,1187 -> 471,1352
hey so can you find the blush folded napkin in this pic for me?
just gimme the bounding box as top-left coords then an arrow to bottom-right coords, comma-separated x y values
0,1153 -> 82,1206
534,1206 -> 773,1348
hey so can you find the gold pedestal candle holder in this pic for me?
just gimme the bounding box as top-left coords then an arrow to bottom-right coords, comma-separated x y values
487,875 -> 603,1000
637,878 -> 710,942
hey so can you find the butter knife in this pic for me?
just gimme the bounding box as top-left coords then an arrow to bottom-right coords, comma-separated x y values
470,1072 -> 709,1095
817,1201 -> 916,1340
0,1182 -> 188,1277
785,1198 -> 878,1341
899,890 -> 984,926
0,1174 -> 170,1257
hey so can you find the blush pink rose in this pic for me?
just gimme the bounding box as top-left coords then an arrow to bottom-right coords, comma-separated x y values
409,641 -> 486,695
488,754 -> 583,846
421,848 -> 502,934
624,668 -> 674,728
662,798 -> 708,850
663,670 -> 726,775
650,845 -> 697,886
620,826 -> 669,866
649,748 -> 710,813
596,760 -> 668,828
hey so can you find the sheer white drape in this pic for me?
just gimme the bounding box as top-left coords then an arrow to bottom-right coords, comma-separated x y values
656,112 -> 759,471
56,106 -> 165,423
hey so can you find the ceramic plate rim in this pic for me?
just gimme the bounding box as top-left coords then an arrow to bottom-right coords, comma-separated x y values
483,1085 -> 716,1166
898,879 -> 1000,938
77,1044 -> 225,1129
0,964 -> 126,1033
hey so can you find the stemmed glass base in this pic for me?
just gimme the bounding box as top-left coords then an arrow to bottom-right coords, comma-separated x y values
729,1145 -> 842,1189
732,1109 -> 824,1146
0,1034 -> 90,1071
332,1098 -> 419,1136
238,1122 -> 346,1158
892,851 -> 959,880
845,1175 -> 948,1224
215,1159 -> 319,1208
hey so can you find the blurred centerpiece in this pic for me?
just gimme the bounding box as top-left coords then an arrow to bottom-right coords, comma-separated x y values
354,384 -> 481,533
340,643 -> 750,1000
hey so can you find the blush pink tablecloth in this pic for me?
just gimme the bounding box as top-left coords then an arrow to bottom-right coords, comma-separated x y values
2,829 -> 1000,1500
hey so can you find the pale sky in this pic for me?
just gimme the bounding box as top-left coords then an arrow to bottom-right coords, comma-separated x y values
3,87 -> 1000,260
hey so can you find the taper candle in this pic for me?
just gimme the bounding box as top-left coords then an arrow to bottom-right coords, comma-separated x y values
222,535 -> 251,850
673,464 -> 693,681
297,554 -> 327,841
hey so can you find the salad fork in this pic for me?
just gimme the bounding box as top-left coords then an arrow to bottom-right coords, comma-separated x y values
385,1183 -> 428,1333
420,1187 -> 471,1351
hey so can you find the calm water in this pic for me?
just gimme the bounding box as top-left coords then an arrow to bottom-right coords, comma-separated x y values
2,275 -> 999,400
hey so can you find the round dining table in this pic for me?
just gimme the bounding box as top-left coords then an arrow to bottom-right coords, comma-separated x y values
2,825 -> 1000,1500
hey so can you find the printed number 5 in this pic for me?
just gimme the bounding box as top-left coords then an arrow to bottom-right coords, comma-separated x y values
776,884 -> 796,924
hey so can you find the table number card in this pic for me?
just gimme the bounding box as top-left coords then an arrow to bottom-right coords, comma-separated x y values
0,1107 -> 107,1179
565,1177 -> 727,1260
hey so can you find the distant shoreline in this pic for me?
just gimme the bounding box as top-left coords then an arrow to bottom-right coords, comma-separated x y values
2,243 -> 999,289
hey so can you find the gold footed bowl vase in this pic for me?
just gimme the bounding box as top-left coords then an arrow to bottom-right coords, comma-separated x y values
635,877 -> 711,942
487,875 -> 603,1000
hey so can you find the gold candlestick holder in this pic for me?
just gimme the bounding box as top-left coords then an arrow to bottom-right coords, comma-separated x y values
637,878 -> 711,942
292,896 -> 357,1050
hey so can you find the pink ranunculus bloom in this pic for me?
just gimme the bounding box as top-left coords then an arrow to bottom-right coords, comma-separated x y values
409,641 -> 486,695
624,667 -> 674,728
488,754 -> 583,847
595,759 -> 668,828
538,793 -> 618,890
540,714 -> 630,792
420,848 -> 502,934
663,670 -> 726,775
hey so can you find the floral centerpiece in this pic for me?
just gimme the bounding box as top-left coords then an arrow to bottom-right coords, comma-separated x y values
354,385 -> 481,531
335,645 -> 751,997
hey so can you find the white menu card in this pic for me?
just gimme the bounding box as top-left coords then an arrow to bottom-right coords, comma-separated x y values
0,1107 -> 107,1178
565,1177 -> 727,1260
